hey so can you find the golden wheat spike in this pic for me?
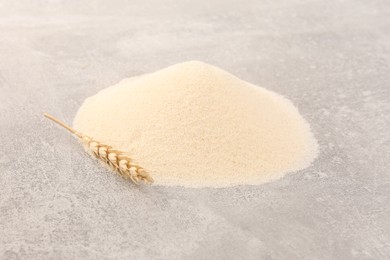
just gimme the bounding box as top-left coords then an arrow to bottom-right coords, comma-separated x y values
44,113 -> 153,185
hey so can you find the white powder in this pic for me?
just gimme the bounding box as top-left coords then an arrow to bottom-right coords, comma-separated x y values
74,61 -> 318,188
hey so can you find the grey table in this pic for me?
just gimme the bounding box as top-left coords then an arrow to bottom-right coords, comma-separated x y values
1,0 -> 389,259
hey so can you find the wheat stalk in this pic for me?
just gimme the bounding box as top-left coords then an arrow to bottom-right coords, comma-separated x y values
44,113 -> 153,185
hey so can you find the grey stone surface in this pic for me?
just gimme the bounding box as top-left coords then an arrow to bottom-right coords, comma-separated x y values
1,0 -> 390,259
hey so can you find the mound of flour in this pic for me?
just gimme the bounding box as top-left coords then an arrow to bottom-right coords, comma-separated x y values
74,61 -> 318,187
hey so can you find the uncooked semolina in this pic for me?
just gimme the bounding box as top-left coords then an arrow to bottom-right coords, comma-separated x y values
73,61 -> 318,188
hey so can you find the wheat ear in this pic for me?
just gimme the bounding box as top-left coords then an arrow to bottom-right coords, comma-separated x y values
44,113 -> 153,185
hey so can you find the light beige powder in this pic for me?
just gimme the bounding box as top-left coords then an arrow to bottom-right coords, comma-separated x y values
74,61 -> 318,188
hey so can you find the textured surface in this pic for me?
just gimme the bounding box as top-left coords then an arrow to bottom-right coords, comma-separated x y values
0,0 -> 389,259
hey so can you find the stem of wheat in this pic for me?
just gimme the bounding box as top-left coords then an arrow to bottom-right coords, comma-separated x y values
44,113 -> 153,185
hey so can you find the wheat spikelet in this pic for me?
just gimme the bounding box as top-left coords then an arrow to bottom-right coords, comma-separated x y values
44,113 -> 153,185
